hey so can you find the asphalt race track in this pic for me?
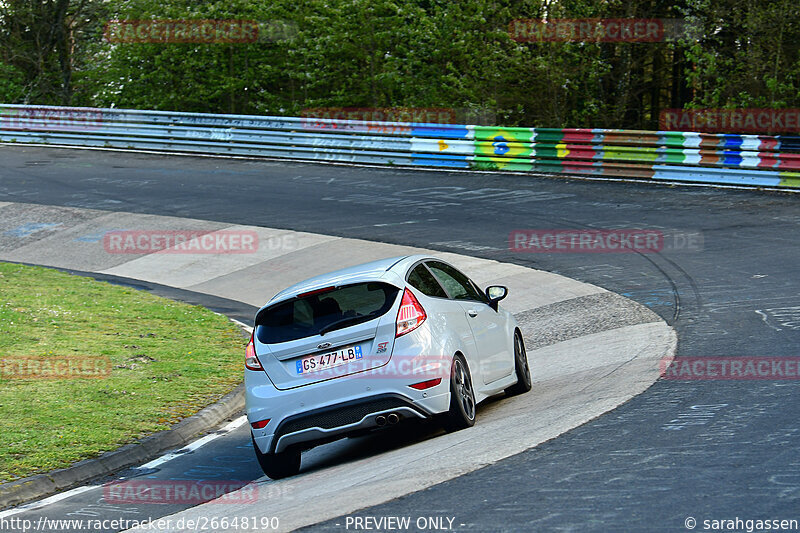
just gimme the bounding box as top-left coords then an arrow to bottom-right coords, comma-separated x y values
0,200 -> 673,531
1,145 -> 799,531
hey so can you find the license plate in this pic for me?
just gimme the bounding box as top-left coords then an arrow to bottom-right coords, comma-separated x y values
295,345 -> 363,375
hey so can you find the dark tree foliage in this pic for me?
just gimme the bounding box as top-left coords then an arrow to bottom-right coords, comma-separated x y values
0,0 -> 109,104
0,0 -> 797,129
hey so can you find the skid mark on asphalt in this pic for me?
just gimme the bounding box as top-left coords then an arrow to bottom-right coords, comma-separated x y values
755,306 -> 800,331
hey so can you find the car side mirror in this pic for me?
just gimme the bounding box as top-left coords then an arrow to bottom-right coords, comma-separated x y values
485,285 -> 508,311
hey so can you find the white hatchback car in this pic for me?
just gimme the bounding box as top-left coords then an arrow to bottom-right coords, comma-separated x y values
245,255 -> 530,478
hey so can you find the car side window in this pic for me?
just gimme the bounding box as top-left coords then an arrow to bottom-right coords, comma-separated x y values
426,261 -> 483,302
407,264 -> 448,298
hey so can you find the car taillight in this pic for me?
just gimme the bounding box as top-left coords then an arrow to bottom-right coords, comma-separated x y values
250,418 -> 270,429
396,288 -> 426,337
409,378 -> 442,390
245,332 -> 263,371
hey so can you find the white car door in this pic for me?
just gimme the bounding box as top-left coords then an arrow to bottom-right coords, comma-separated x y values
425,261 -> 513,385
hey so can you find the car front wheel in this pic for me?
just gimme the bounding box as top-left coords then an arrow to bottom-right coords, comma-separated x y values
505,332 -> 532,396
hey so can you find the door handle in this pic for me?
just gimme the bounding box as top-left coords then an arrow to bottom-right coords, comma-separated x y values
467,310 -> 478,317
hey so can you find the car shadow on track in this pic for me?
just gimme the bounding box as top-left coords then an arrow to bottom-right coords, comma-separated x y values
297,393 -> 509,475
298,419 -> 444,474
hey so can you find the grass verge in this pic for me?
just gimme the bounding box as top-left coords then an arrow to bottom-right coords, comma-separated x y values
0,262 -> 245,483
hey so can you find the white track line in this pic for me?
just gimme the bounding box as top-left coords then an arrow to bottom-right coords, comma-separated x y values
0,486 -> 99,519
230,319 -> 253,333
135,416 -> 247,470
0,416 -> 248,517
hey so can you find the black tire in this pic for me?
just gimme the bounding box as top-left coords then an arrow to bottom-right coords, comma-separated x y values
251,435 -> 301,479
505,332 -> 532,396
442,354 -> 476,432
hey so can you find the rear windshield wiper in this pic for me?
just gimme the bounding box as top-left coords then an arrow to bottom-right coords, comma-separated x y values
319,313 -> 377,336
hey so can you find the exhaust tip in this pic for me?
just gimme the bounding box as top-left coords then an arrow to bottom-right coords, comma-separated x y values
387,413 -> 400,425
375,415 -> 387,426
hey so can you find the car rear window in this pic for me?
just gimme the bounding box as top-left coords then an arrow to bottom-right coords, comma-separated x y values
255,282 -> 400,344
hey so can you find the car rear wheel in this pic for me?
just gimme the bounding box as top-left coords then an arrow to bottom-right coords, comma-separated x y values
505,332 -> 532,396
252,435 -> 301,479
442,354 -> 476,432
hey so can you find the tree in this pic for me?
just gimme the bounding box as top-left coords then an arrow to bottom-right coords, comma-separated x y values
0,0 -> 107,104
0,61 -> 25,102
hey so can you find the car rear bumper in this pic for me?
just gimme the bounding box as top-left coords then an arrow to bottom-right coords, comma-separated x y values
270,394 -> 428,453
246,365 -> 451,454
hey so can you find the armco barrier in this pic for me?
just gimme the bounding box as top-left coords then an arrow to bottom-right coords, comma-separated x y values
1,104 -> 798,189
